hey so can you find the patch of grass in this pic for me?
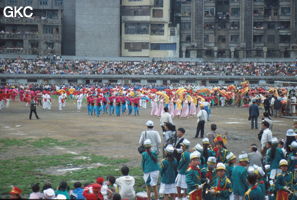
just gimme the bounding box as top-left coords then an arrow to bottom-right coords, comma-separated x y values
0,137 -> 85,149
0,138 -> 31,147
30,138 -> 85,148
0,153 -> 144,199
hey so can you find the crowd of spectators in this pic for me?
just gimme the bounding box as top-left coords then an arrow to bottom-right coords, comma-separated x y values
0,57 -> 296,76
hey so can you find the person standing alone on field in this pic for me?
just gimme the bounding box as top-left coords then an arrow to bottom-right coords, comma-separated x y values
195,106 -> 208,138
249,99 -> 259,129
29,99 -> 39,120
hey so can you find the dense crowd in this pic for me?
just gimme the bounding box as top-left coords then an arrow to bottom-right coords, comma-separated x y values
6,114 -> 297,200
0,57 -> 296,76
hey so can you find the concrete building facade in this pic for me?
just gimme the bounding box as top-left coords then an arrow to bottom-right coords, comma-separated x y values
0,0 -> 63,55
180,0 -> 297,59
75,0 -> 120,57
121,0 -> 180,57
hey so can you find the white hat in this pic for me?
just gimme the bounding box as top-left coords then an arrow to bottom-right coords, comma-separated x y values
286,129 -> 297,136
146,120 -> 154,127
279,159 -> 288,167
216,162 -> 226,170
190,151 -> 201,160
289,141 -> 297,149
271,137 -> 279,144
181,139 -> 190,147
264,165 -> 270,171
55,194 -> 66,200
202,138 -> 210,144
165,145 -> 174,153
226,152 -> 236,162
144,139 -> 152,146
257,167 -> 265,177
43,188 -> 55,199
194,143 -> 203,152
207,156 -> 217,164
247,166 -> 255,174
239,153 -> 249,162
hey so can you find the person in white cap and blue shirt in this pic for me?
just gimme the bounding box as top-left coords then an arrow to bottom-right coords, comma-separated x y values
141,139 -> 159,200
139,120 -> 162,154
231,153 -> 249,200
285,129 -> 297,154
176,139 -> 191,200
159,145 -> 178,200
186,151 -> 204,200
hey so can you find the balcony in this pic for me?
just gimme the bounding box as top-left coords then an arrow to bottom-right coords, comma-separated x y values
0,48 -> 25,54
0,32 -> 40,40
0,17 -> 61,25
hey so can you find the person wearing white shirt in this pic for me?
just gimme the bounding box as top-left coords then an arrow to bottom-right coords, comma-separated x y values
260,121 -> 272,155
115,166 -> 135,200
76,93 -> 84,111
195,106 -> 208,138
139,120 -> 162,153
160,107 -> 173,132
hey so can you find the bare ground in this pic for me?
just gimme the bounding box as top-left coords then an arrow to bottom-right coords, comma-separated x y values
0,100 -> 293,166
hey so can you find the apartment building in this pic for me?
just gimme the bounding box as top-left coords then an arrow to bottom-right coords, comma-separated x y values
0,0 -> 63,55
121,0 -> 180,57
180,0 -> 297,58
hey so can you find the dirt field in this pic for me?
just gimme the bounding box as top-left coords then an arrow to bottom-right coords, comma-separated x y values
0,99 -> 294,166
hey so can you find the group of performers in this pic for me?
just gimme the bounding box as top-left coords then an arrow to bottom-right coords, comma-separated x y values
85,94 -> 142,117
0,81 -> 295,119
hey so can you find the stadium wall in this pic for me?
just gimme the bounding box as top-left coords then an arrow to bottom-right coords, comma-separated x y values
0,54 -> 296,63
1,74 -> 296,87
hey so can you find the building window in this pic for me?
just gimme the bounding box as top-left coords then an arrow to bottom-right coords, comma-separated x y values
279,35 -> 290,43
253,8 -> 264,16
253,35 -> 263,43
230,21 -> 239,29
204,8 -> 215,17
8,0 -> 17,5
278,21 -> 290,29
124,23 -> 149,34
151,24 -> 164,35
45,42 -> 54,49
204,23 -> 214,30
231,8 -> 240,17
154,0 -> 163,7
267,35 -> 274,43
267,22 -> 276,29
281,7 -> 291,16
253,22 -> 264,29
55,0 -> 63,6
218,35 -> 226,43
152,9 -> 163,18
124,42 -> 149,52
230,35 -> 239,43
170,28 -> 175,36
24,0 -> 33,5
151,43 -> 176,51
39,0 -> 48,5
43,25 -> 54,34
181,22 -> 191,31
204,35 -> 209,43
181,6 -> 191,17
122,6 -> 150,16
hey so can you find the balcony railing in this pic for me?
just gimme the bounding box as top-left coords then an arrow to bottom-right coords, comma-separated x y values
0,17 -> 61,25
0,48 -> 25,54
0,32 -> 40,40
